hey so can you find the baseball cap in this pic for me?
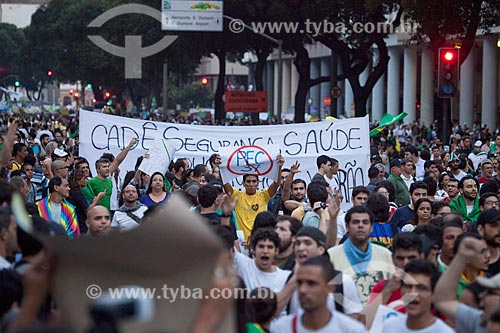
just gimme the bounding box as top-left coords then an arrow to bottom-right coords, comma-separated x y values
476,272 -> 500,289
390,159 -> 402,168
474,140 -> 483,147
53,148 -> 68,157
477,209 -> 500,227
296,226 -> 326,247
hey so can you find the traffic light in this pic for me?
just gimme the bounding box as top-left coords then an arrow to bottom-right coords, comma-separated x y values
69,89 -> 74,95
47,69 -> 53,77
438,48 -> 459,98
104,92 -> 111,99
14,81 -> 20,87
74,92 -> 80,98
201,77 -> 208,85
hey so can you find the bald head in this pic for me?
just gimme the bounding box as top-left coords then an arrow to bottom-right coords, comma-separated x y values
86,205 -> 110,237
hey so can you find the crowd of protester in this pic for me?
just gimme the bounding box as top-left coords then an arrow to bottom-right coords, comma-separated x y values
0,111 -> 499,333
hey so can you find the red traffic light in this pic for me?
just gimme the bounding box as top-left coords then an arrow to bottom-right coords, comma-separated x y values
92,98 -> 96,103
47,70 -> 53,77
201,77 -> 208,85
74,92 -> 80,98
69,89 -> 74,95
442,51 -> 456,62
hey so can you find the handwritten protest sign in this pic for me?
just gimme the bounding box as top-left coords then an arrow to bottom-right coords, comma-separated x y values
138,139 -> 176,175
79,110 -> 370,210
219,145 -> 279,183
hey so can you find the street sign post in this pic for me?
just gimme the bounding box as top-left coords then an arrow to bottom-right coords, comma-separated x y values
161,1 -> 223,31
225,91 -> 268,113
331,86 -> 342,98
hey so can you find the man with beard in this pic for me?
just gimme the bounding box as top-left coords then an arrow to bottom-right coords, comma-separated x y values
477,209 -> 500,276
274,216 -> 302,270
449,152 -> 468,181
450,175 -> 481,223
111,185 -> 148,231
283,179 -> 308,214
328,206 -> 395,304
234,228 -> 290,293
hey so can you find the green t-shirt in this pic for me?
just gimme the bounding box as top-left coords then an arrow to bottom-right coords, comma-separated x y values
85,177 -> 112,210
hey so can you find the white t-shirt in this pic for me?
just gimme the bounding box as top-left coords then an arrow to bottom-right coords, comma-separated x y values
336,211 -> 347,239
111,206 -> 148,231
451,170 -> 467,181
288,273 -> 362,315
234,251 -> 290,293
271,310 -> 365,333
51,202 -> 62,225
0,256 -> 11,269
382,314 -> 454,333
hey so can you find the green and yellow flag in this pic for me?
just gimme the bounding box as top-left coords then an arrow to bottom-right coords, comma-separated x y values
370,112 -> 408,136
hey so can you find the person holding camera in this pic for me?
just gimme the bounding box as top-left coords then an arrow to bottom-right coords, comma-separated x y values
300,181 -> 331,234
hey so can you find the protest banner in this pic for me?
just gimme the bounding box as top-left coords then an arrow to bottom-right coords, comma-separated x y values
138,139 -> 176,175
79,110 -> 370,210
219,145 -> 280,184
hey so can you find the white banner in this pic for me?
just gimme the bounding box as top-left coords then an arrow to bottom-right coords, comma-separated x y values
79,111 -> 370,209
219,145 -> 280,184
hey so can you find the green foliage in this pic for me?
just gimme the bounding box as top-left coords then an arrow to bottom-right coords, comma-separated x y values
176,82 -> 214,109
0,23 -> 25,86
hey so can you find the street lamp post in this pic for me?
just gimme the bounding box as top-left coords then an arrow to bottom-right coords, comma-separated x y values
223,15 -> 283,121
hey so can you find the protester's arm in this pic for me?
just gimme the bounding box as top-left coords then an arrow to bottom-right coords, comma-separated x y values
220,195 -> 237,227
281,161 -> 299,202
364,272 -> 401,329
87,191 -> 107,211
432,237 -> 483,323
275,272 -> 297,317
325,189 -> 342,248
268,155 -> 284,198
188,251 -> 237,333
284,200 -> 306,212
109,137 -> 137,174
316,207 -> 327,234
0,123 -> 17,168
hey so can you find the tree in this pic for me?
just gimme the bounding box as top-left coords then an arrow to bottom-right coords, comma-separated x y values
403,0 -> 500,65
311,0 -> 404,118
0,23 -> 25,87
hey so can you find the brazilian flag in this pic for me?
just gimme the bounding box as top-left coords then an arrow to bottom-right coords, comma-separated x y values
370,112 -> 408,136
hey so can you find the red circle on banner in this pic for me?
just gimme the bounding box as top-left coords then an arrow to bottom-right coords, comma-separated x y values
226,146 -> 274,176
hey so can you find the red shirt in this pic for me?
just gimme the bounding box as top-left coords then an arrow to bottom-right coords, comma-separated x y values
367,279 -> 406,313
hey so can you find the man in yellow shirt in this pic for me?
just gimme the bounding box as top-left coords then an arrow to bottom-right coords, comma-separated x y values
11,143 -> 28,172
223,155 -> 284,242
